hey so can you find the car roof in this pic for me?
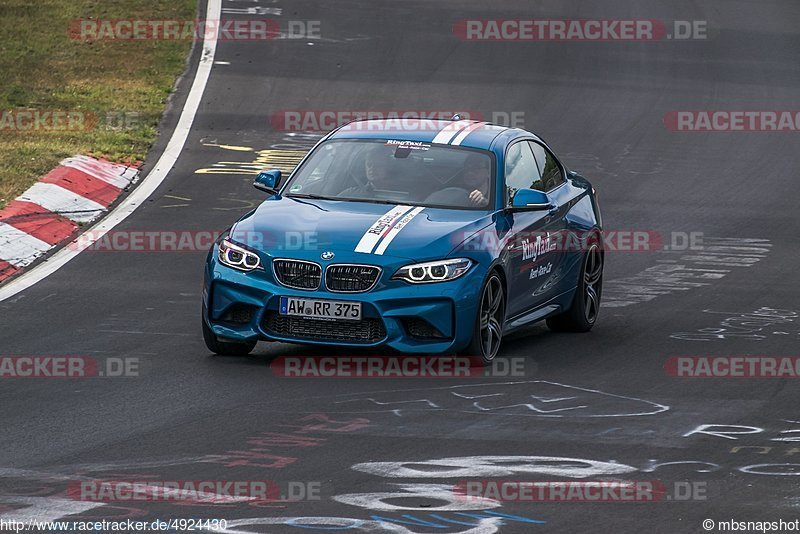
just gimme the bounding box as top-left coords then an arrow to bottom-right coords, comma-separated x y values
327,118 -> 545,151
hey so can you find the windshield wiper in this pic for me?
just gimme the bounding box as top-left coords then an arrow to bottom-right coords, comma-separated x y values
336,197 -> 416,206
288,194 -> 335,200
291,194 -> 414,207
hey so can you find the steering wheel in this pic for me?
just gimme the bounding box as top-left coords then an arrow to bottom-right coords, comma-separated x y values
424,187 -> 472,205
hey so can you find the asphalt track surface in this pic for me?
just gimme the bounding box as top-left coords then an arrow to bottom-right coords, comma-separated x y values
1,1 -> 800,532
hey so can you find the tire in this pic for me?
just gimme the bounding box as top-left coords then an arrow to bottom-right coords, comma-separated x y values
202,311 -> 257,356
546,236 -> 603,333
461,271 -> 505,366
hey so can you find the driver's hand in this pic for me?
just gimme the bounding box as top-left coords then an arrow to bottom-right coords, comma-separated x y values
469,189 -> 486,206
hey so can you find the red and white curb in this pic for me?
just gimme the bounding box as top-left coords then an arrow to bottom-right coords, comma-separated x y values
0,156 -> 139,283
0,0 -> 220,303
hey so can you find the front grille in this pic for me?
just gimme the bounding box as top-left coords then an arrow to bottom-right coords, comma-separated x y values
325,264 -> 381,292
273,259 -> 321,290
404,317 -> 447,339
264,312 -> 386,343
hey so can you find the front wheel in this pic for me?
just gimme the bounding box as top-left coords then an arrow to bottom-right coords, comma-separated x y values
547,238 -> 603,332
462,272 -> 505,366
202,312 -> 257,356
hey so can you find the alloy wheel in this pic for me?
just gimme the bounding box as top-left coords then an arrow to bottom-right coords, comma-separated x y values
479,275 -> 504,361
583,244 -> 603,324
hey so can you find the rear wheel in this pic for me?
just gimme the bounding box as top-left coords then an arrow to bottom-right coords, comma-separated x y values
202,311 -> 257,356
462,272 -> 505,366
547,238 -> 603,332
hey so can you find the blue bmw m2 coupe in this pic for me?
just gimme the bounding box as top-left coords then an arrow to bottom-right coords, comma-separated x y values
202,118 -> 603,364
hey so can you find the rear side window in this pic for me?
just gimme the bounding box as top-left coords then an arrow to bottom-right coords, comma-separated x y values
530,141 -> 565,191
505,141 -> 543,204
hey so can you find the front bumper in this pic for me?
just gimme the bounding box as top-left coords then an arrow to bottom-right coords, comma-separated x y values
202,250 -> 486,354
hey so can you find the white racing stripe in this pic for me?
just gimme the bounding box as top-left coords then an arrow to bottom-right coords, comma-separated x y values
354,205 -> 413,254
19,183 -> 106,223
450,121 -> 487,146
373,207 -> 425,255
0,0 -> 222,302
431,120 -> 472,144
0,223 -> 53,267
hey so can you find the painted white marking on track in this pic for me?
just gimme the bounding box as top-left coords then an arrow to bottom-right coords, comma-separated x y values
222,6 -> 282,15
333,483 -> 500,512
333,380 -> 670,418
0,0 -> 223,302
350,456 -> 636,479
0,496 -> 103,523
216,517 -> 502,534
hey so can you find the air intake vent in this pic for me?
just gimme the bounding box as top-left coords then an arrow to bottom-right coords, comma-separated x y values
264,313 -> 386,343
404,317 -> 448,339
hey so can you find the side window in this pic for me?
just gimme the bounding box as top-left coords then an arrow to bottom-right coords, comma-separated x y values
530,141 -> 565,191
505,141 -> 544,204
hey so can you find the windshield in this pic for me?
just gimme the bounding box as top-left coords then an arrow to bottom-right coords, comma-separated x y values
283,139 -> 495,210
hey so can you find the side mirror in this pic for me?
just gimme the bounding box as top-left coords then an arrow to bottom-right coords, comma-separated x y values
510,188 -> 556,211
254,169 -> 281,193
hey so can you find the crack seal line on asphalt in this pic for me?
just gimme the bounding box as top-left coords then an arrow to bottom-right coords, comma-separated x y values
0,0 -> 222,303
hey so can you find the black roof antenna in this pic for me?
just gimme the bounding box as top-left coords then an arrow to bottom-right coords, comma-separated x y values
451,113 -> 462,121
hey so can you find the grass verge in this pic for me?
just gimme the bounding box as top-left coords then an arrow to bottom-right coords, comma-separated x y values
0,0 -> 196,209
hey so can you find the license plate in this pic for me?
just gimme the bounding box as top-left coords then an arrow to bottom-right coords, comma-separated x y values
279,296 -> 362,321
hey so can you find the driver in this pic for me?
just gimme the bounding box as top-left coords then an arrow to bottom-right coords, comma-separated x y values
462,154 -> 491,207
423,153 -> 492,207
340,149 -> 394,198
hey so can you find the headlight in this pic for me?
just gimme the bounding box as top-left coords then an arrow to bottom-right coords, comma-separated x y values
218,239 -> 263,271
393,258 -> 473,284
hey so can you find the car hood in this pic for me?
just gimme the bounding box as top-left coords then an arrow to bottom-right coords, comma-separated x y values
230,195 -> 493,263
